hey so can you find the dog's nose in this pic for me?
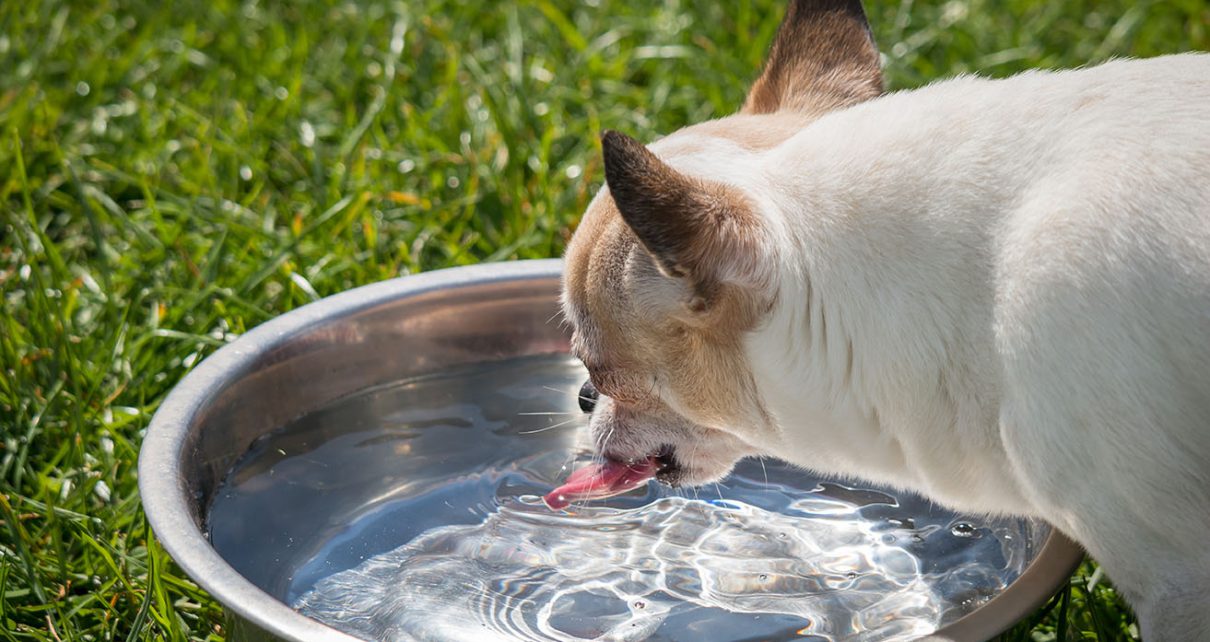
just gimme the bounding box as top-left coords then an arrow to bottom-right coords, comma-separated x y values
578,379 -> 598,413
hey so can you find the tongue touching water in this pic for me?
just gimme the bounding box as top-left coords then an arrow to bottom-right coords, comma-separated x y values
207,354 -> 1048,641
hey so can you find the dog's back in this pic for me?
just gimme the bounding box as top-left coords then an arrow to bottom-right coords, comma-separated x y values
990,54 -> 1210,640
755,55 -> 1210,639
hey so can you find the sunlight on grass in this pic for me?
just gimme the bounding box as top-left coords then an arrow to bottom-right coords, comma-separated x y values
2,0 -> 1206,639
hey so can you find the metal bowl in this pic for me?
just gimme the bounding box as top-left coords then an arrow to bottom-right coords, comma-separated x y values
139,259 -> 1083,642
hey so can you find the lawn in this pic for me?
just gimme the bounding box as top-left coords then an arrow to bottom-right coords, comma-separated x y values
1,0 -> 1206,639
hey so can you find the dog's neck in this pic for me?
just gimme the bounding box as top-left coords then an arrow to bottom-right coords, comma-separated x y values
741,79 -> 1058,516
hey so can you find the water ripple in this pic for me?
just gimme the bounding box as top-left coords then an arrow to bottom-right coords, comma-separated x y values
296,494 -> 1021,641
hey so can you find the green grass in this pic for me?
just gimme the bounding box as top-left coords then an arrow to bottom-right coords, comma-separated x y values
1,0 -> 1206,639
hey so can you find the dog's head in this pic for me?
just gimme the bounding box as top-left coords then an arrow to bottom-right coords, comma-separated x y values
555,0 -> 883,502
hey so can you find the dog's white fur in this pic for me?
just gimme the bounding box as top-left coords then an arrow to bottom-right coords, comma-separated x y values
564,7 -> 1210,638
731,55 -> 1210,638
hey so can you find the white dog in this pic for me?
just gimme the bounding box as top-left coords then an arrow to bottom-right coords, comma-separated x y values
547,0 -> 1210,638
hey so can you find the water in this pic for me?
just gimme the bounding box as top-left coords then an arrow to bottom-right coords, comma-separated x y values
208,355 -> 1048,641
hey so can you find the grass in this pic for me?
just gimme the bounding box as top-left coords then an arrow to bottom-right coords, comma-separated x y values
1,0 -> 1206,639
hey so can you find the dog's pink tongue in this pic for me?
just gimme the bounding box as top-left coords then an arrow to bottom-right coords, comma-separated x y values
543,458 -> 659,510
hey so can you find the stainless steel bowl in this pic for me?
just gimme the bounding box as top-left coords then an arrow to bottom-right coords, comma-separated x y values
139,259 -> 1083,642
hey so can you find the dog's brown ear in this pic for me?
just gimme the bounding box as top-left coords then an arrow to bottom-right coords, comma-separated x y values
601,130 -> 764,297
743,0 -> 882,115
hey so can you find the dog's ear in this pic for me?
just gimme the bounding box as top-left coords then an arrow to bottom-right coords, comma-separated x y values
601,130 -> 765,307
743,0 -> 882,115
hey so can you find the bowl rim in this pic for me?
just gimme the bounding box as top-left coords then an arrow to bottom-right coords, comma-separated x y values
139,258 -> 1083,642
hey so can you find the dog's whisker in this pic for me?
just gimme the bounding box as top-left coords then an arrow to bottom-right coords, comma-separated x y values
518,416 -> 580,434
589,425 -> 615,465
517,411 -> 578,416
598,426 -> 615,453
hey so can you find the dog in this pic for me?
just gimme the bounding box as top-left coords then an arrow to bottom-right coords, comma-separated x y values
547,0 -> 1210,638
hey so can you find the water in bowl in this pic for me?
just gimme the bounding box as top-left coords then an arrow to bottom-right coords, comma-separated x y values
208,354 -> 1047,641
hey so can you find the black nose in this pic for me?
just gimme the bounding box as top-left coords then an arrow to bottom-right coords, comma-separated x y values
578,379 -> 598,413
